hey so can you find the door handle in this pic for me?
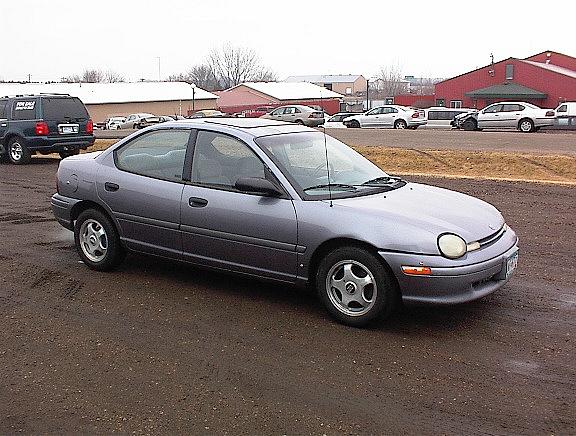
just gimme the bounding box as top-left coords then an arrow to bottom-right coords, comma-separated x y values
104,182 -> 119,192
189,197 -> 208,207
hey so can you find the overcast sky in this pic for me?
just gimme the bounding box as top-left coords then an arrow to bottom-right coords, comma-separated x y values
1,0 -> 575,83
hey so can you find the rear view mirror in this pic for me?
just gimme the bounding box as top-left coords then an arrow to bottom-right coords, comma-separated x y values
235,177 -> 283,197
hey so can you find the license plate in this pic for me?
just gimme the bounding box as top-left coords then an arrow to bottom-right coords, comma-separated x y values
62,126 -> 74,134
505,251 -> 519,279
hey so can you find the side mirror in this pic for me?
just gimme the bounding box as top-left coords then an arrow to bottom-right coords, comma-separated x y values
235,177 -> 283,197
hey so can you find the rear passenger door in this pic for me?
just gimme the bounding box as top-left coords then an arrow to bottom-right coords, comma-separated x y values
501,104 -> 524,128
97,129 -> 192,257
180,130 -> 298,282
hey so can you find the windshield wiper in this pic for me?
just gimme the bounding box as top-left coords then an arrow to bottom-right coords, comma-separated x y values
303,183 -> 357,192
360,176 -> 403,186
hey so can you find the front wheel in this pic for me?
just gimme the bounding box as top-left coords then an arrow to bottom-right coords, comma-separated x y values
347,120 -> 360,128
8,137 -> 32,165
316,246 -> 399,327
394,119 -> 407,129
462,119 -> 477,131
74,209 -> 125,271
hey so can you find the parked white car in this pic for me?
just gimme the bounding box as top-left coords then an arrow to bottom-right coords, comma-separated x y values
454,102 -> 555,132
423,107 -> 475,129
343,105 -> 426,129
116,113 -> 155,129
322,112 -> 359,129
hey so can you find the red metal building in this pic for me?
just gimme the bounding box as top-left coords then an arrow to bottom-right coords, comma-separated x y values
434,51 -> 576,110
216,82 -> 343,115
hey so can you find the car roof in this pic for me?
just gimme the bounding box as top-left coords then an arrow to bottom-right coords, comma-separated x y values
166,117 -> 312,137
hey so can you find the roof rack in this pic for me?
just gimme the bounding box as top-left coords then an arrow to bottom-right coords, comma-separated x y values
0,93 -> 71,98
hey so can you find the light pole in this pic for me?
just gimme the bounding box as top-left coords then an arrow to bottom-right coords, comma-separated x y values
191,84 -> 196,112
156,57 -> 161,81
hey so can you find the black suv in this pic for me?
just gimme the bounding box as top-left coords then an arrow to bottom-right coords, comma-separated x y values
0,94 -> 95,164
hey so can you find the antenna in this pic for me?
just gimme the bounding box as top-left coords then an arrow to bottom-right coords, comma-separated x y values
319,89 -> 333,207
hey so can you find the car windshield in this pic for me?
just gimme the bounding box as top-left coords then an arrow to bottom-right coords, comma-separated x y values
256,132 -> 403,198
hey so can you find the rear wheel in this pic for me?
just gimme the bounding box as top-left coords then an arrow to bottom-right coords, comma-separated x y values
347,120 -> 360,128
8,137 -> 31,165
394,119 -> 407,129
518,118 -> 535,133
316,246 -> 399,327
59,149 -> 80,159
74,209 -> 125,271
295,119 -> 304,125
462,118 -> 477,131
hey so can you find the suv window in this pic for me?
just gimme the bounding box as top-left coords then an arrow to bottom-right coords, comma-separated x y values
557,104 -> 567,113
191,130 -> 266,189
0,99 -> 7,119
12,100 -> 37,120
42,97 -> 89,120
115,129 -> 190,182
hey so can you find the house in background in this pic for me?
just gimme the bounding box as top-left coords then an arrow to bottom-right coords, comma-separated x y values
284,74 -> 366,96
434,50 -> 576,109
0,82 -> 218,122
217,81 -> 343,115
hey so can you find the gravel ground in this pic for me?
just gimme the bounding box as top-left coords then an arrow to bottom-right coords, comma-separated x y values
0,159 -> 574,434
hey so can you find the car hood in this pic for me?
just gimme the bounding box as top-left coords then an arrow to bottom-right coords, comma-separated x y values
332,182 -> 504,243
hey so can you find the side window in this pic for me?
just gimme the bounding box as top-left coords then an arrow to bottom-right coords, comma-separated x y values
0,100 -> 7,119
294,107 -> 301,114
427,111 -> 439,120
191,131 -> 266,189
12,100 -> 37,120
389,108 -> 399,113
271,108 -> 284,116
557,104 -> 567,113
483,104 -> 501,114
366,108 -> 380,116
115,129 -> 190,182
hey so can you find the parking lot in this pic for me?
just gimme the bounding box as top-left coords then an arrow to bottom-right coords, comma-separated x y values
1,158 -> 574,434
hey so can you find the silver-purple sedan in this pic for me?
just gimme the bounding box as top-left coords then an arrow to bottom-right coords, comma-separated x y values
51,118 -> 519,326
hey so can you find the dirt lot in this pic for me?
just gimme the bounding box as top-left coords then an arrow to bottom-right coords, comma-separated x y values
0,160 -> 575,434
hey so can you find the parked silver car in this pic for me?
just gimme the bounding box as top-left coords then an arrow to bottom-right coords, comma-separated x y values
51,118 -> 519,326
116,113 -> 155,129
454,102 -> 555,132
261,105 -> 324,127
343,105 -> 427,129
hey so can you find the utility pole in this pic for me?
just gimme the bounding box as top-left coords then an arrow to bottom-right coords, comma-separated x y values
28,74 -> 31,83
156,57 -> 161,82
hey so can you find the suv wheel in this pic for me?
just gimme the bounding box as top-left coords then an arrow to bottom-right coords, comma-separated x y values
59,149 -> 80,159
8,137 -> 31,165
74,209 -> 125,271
316,246 -> 399,327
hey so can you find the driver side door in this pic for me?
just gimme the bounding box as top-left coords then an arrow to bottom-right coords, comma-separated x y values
180,130 -> 299,282
478,104 -> 503,128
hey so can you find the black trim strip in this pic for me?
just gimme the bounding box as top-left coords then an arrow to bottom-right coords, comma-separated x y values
181,224 -> 297,252
116,212 -> 179,230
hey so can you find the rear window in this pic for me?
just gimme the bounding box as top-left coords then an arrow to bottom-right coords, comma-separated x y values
12,100 -> 37,120
42,97 -> 89,120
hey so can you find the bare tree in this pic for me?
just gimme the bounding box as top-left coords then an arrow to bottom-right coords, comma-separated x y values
169,65 -> 220,90
81,69 -> 104,83
208,43 -> 277,89
104,70 -> 125,83
374,65 -> 408,98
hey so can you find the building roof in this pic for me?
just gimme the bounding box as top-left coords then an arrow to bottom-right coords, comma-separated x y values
519,60 -> 576,79
284,75 -> 364,84
465,82 -> 547,99
237,82 -> 343,100
0,82 -> 218,104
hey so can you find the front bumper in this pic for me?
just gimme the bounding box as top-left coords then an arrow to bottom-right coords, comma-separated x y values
379,232 -> 519,305
51,193 -> 82,230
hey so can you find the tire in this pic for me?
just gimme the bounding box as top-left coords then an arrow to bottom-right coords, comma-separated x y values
394,119 -> 407,129
347,120 -> 360,128
518,118 -> 535,133
59,149 -> 80,159
315,246 -> 399,327
408,126 -> 418,130
74,209 -> 125,271
7,137 -> 32,165
295,119 -> 304,125
462,119 -> 477,131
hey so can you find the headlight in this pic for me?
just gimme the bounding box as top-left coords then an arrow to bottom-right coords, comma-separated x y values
438,233 -> 467,259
